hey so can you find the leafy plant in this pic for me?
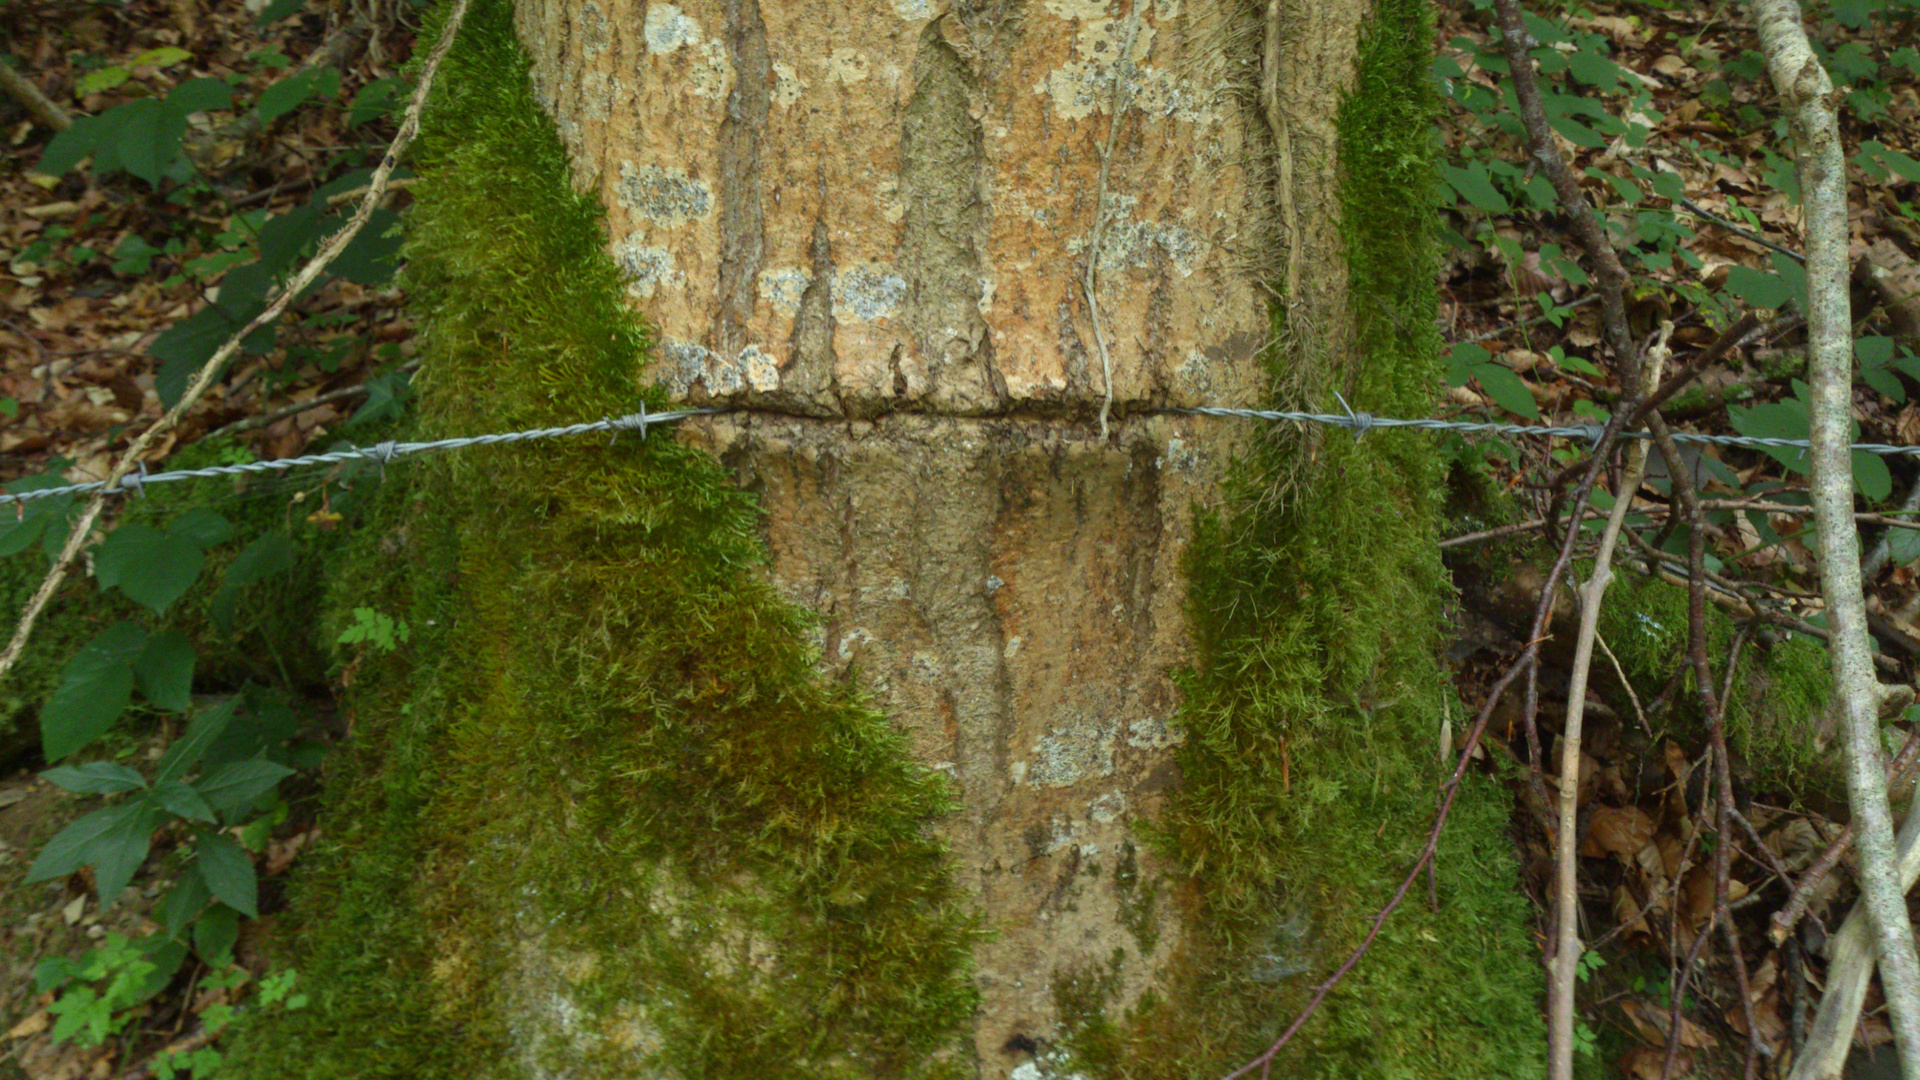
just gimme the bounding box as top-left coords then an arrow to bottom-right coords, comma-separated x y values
336,607 -> 409,652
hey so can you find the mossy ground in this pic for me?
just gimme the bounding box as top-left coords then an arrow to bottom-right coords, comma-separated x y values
1052,2 -> 1547,1075
225,3 -> 978,1077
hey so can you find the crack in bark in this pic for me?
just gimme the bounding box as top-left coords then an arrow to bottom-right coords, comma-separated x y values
713,0 -> 770,358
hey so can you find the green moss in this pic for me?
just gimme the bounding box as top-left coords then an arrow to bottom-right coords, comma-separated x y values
1596,568 -> 1834,794
1058,2 -> 1546,1075
231,3 -> 978,1077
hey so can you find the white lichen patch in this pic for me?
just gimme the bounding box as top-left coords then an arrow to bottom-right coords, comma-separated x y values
1027,714 -> 1117,787
770,61 -> 806,107
617,162 -> 713,226
614,239 -> 682,299
1125,714 -> 1182,749
643,3 -> 702,52
657,339 -> 711,396
757,266 -> 811,316
1088,791 -> 1127,823
1068,194 -> 1201,277
1153,436 -> 1201,473
684,41 -> 733,99
831,264 -> 907,321
738,344 -> 780,392
1041,0 -> 1109,18
891,0 -> 932,17
578,0 -> 609,61
824,48 -> 871,84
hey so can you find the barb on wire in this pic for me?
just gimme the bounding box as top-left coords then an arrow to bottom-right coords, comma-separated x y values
0,408 -> 721,507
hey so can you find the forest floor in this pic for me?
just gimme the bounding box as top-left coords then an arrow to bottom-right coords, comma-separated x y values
0,0 -> 1918,1077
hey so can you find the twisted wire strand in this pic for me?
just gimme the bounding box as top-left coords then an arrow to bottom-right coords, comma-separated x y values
0,407 -> 724,507
3,402 -> 1911,508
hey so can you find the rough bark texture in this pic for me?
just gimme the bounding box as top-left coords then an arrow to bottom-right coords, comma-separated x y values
508,0 -> 1362,1068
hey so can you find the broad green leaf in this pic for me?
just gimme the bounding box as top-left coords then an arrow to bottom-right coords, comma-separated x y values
76,66 -> 130,95
1889,527 -> 1920,568
25,801 -> 163,903
155,697 -> 240,784
41,762 -> 147,795
158,867 -> 211,939
1441,164 -> 1510,213
1650,171 -> 1687,202
1566,50 -> 1623,90
131,47 -> 192,68
0,476 -> 72,556
195,832 -> 258,917
151,779 -> 217,824
113,97 -> 187,186
254,66 -> 340,122
171,508 -> 234,548
1475,364 -> 1541,419
35,119 -> 103,176
95,524 -> 205,614
1724,266 -> 1792,310
193,758 -> 294,821
132,629 -> 195,712
1854,449 -> 1892,503
255,0 -> 308,24
167,77 -> 234,115
193,903 -> 239,962
326,207 -> 402,286
213,534 -> 295,630
347,78 -> 404,127
41,623 -> 147,761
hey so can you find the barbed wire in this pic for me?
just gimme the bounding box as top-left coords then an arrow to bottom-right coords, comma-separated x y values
0,406 -> 724,507
2,398 -> 1911,508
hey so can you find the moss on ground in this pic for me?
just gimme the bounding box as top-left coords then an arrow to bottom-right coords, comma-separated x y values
1595,567 -> 1833,795
1055,1 -> 1547,1075
227,3 -> 978,1077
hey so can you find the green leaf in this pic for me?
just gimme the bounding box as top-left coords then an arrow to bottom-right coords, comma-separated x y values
0,476 -> 73,556
41,623 -> 147,761
132,630 -> 196,712
194,832 -> 258,917
36,117 -> 104,176
347,78 -> 405,127
171,508 -> 234,548
326,207 -> 401,286
151,779 -> 217,824
1723,266 -> 1793,310
25,801 -> 163,903
254,0 -> 308,26
1475,364 -> 1541,419
192,759 -> 294,821
112,97 -> 187,187
155,697 -> 240,784
41,762 -> 148,795
1888,526 -> 1920,568
1854,449 -> 1892,503
1442,164 -> 1510,213
95,524 -> 205,614
77,66 -> 131,95
158,868 -> 211,939
193,904 -> 239,963
254,66 -> 340,122
166,77 -> 234,115
212,534 -> 295,631
1566,50 -> 1623,90
131,47 -> 192,69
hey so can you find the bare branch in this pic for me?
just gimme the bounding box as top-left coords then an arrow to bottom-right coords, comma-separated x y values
1749,2 -> 1920,1076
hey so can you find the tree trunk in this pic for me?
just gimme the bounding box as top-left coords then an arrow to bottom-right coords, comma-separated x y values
239,0 -> 1546,1077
